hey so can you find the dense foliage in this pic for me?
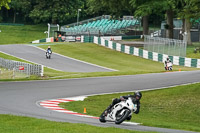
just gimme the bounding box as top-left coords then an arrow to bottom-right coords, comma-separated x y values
0,0 -> 200,43
0,0 -> 10,9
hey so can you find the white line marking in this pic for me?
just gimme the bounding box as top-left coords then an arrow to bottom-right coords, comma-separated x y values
123,121 -> 141,125
32,45 -> 118,71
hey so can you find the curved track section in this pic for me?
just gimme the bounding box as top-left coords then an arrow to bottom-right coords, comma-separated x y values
0,71 -> 200,133
0,44 -> 114,72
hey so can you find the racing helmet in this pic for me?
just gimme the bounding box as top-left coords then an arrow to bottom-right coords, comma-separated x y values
134,91 -> 142,100
167,57 -> 169,60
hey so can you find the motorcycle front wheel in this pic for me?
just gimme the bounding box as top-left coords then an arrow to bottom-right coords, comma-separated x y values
115,109 -> 130,124
99,111 -> 106,123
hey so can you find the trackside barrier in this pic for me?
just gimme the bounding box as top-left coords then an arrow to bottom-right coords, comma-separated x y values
0,58 -> 43,76
93,36 -> 200,68
81,36 -> 94,43
81,35 -> 141,43
31,37 -> 54,43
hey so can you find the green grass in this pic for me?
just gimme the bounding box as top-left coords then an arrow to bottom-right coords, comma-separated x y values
0,52 -> 31,63
0,25 -> 46,44
0,114 -> 156,133
186,43 -> 200,59
60,83 -> 200,132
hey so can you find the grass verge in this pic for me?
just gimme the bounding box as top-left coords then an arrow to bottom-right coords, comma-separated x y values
0,114 -> 156,133
0,25 -> 46,44
60,83 -> 200,132
186,42 -> 200,59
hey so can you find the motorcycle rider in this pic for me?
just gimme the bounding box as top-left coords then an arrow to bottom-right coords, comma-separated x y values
104,91 -> 142,120
46,46 -> 52,55
164,57 -> 171,70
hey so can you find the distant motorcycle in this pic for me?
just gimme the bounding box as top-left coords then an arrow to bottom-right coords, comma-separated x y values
99,97 -> 137,124
46,50 -> 52,59
165,62 -> 173,71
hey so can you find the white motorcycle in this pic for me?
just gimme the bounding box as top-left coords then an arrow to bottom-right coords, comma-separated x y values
165,62 -> 173,71
46,50 -> 52,59
99,97 -> 137,124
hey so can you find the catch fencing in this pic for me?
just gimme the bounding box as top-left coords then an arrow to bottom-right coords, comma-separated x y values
144,35 -> 187,57
0,57 -> 43,77
92,36 -> 200,68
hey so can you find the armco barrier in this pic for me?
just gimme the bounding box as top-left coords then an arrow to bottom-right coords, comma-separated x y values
93,36 -> 200,68
81,36 -> 94,43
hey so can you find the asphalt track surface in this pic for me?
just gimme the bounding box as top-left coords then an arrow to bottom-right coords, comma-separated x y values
0,44 -> 200,133
0,71 -> 200,133
0,44 -> 114,72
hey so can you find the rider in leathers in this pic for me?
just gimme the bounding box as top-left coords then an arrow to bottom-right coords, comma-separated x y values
46,46 -> 52,56
104,91 -> 142,120
164,57 -> 171,70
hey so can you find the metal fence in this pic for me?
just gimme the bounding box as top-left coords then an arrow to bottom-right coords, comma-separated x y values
0,58 -> 43,77
144,35 -> 187,57
161,29 -> 200,42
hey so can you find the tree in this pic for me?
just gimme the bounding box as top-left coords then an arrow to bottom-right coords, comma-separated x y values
130,0 -> 179,39
86,0 -> 133,18
177,0 -> 200,45
9,0 -> 32,23
163,0 -> 176,39
0,0 -> 11,9
29,0 -> 85,24
130,0 -> 159,35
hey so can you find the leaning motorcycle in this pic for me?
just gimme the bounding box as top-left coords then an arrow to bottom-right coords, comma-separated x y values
46,50 -> 52,59
99,97 -> 137,124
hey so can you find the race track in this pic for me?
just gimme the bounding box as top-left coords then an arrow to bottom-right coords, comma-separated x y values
0,71 -> 200,133
0,44 -> 114,72
0,44 -> 199,133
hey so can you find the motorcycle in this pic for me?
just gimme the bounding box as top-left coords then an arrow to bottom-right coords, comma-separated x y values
165,62 -> 173,71
46,50 -> 52,59
99,97 -> 137,124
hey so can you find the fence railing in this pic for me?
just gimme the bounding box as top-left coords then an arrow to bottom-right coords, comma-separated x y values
0,58 -> 43,77
144,35 -> 187,57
